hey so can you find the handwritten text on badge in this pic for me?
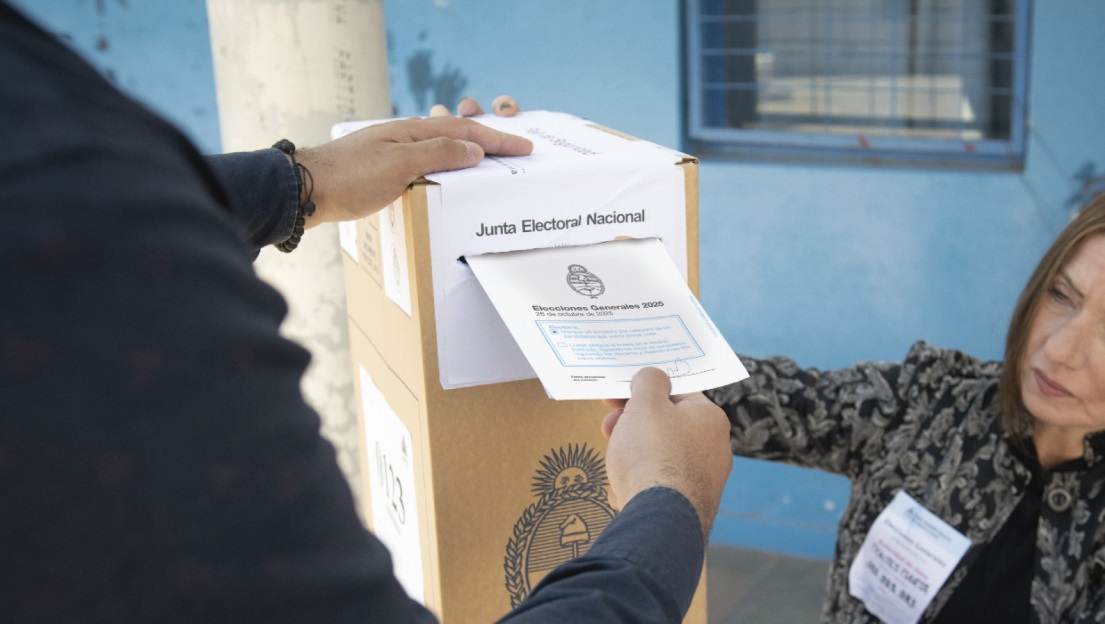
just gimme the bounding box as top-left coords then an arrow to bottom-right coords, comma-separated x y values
848,491 -> 971,624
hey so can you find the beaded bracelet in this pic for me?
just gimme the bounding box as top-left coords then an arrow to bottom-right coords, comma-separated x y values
272,139 -> 316,253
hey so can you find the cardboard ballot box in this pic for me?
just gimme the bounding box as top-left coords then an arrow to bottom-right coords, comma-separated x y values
336,112 -> 706,623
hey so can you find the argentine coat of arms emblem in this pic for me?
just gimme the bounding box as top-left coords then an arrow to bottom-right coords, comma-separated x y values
566,264 -> 605,298
503,443 -> 616,606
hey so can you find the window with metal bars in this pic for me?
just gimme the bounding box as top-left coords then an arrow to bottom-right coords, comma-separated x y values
685,0 -> 1030,168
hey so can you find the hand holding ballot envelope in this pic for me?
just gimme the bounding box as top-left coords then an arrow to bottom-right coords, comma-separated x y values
600,367 -> 733,538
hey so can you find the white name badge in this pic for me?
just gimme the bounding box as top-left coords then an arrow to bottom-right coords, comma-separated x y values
848,491 -> 971,624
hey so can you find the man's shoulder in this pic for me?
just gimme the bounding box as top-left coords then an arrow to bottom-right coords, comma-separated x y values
0,5 -> 184,172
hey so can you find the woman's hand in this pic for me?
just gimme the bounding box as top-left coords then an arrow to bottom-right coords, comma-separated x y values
430,95 -> 520,118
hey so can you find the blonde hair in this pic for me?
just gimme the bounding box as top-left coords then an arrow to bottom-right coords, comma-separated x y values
1000,192 -> 1105,434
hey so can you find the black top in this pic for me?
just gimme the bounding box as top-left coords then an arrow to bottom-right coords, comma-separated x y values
0,3 -> 705,623
931,456 -> 1039,624
933,442 -> 1086,624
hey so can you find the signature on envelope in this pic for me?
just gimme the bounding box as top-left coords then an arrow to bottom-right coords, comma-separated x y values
665,358 -> 691,378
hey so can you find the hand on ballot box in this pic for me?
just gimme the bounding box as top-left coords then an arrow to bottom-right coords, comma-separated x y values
601,367 -> 733,539
297,95 -> 532,228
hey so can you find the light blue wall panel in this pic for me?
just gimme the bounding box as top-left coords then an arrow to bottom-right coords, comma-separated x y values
1023,1 -> 1105,210
383,0 -> 683,148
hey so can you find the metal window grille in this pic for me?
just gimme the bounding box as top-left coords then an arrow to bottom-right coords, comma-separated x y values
685,0 -> 1030,168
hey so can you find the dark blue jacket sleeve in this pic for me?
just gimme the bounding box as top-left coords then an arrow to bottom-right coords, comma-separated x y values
205,149 -> 299,254
501,487 -> 706,624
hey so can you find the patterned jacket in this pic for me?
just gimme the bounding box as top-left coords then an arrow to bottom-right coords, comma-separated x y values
705,341 -> 1105,623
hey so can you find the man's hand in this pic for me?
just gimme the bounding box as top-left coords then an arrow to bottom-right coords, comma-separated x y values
294,96 -> 531,227
601,368 -> 732,538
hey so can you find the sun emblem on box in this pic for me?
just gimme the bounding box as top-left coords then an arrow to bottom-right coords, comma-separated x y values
504,443 -> 616,606
566,264 -> 604,298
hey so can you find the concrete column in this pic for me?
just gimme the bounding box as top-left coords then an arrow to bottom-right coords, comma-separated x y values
206,0 -> 391,513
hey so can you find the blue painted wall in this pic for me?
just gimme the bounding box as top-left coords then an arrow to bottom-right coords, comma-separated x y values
15,0 -> 1105,559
